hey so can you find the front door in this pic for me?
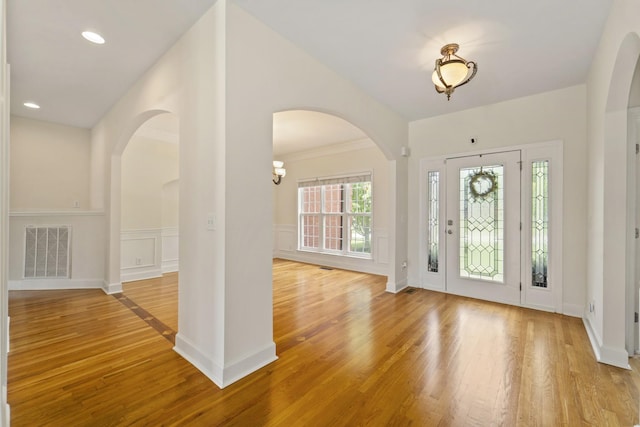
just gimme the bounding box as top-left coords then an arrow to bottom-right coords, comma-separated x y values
445,151 -> 521,305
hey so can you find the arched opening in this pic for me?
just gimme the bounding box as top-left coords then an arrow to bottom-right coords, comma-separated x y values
271,109 -> 393,346
272,109 -> 392,272
111,111 -> 180,337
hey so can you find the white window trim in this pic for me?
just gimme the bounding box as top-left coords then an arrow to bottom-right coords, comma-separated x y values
298,171 -> 374,259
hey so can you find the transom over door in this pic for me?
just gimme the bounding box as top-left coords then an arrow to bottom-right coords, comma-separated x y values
445,151 -> 521,305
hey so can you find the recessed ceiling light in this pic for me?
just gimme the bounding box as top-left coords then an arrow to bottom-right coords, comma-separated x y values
82,31 -> 105,45
23,102 -> 40,109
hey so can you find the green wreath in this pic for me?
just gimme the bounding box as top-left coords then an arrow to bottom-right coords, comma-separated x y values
469,169 -> 497,199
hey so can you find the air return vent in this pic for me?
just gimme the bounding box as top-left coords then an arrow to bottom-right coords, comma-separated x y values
24,226 -> 71,278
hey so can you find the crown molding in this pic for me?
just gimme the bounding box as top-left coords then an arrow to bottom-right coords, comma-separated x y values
280,138 -> 375,162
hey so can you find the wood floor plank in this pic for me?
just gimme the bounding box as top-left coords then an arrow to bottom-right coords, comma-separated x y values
7,259 -> 640,426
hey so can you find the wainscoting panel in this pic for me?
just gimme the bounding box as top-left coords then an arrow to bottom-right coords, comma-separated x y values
161,227 -> 179,273
276,224 -> 296,254
374,229 -> 388,265
121,229 -> 162,282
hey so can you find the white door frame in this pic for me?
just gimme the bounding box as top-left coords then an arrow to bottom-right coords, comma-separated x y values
0,1 -> 9,420
626,107 -> 640,355
444,151 -> 521,306
419,141 -> 563,313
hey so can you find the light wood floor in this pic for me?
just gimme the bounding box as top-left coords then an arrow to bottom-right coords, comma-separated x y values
8,259 -> 640,426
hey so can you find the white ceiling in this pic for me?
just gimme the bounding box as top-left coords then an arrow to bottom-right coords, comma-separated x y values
8,0 -> 613,153
234,0 -> 612,121
7,0 -> 216,129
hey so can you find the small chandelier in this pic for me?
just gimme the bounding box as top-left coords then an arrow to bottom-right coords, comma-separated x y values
272,160 -> 286,185
432,43 -> 477,100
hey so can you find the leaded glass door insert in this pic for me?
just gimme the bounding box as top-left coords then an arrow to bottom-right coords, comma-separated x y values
445,151 -> 521,305
459,165 -> 504,282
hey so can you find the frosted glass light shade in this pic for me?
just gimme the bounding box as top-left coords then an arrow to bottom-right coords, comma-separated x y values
432,61 -> 469,88
432,44 -> 477,100
274,167 -> 286,177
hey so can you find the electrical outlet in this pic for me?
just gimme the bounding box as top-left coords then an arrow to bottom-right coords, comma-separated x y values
73,200 -> 80,208
135,258 -> 142,265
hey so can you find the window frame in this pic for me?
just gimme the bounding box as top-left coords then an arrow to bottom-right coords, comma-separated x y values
298,173 -> 373,259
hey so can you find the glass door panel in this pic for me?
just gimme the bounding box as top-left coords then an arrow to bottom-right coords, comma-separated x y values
446,151 -> 521,305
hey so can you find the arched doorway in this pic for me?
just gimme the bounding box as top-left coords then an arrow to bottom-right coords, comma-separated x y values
109,111 -> 180,336
120,113 -> 179,282
271,109 -> 392,275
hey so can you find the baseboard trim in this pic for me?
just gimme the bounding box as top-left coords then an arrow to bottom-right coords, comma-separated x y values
421,285 -> 444,293
121,269 -> 162,283
562,303 -> 584,318
274,251 -> 387,276
2,385 -> 8,427
161,260 -> 179,274
222,343 -> 278,388
174,334 -> 278,389
583,316 -> 630,370
599,345 -> 631,369
174,333 -> 223,386
9,278 -> 104,291
386,277 -> 408,294
520,302 -> 555,313
103,281 -> 123,295
583,315 -> 603,360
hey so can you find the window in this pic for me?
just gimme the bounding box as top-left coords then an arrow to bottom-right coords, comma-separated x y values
531,160 -> 549,288
298,173 -> 372,258
426,171 -> 439,272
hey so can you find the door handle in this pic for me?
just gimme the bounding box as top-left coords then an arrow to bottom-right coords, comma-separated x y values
447,229 -> 453,235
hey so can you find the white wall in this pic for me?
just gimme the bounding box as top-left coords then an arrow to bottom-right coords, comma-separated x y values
8,212 -> 106,291
8,112 -> 104,294
89,0 -> 407,388
10,116 -> 90,210
225,1 -> 408,371
273,141 -> 390,275
162,179 -> 179,228
161,180 -> 179,273
121,135 -> 178,230
90,0 -> 247,386
584,0 -> 640,368
120,135 -> 179,281
408,85 -> 588,316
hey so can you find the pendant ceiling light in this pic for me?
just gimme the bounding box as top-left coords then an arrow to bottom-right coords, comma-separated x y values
432,43 -> 477,100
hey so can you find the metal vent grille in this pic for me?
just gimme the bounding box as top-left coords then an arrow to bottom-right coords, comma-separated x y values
24,226 -> 71,278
